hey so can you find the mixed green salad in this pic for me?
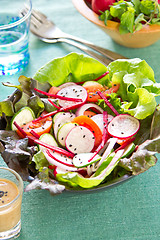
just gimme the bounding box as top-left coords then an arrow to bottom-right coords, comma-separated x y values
99,0 -> 160,34
0,53 -> 160,195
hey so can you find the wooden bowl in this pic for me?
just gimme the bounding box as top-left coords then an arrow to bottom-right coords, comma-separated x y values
72,0 -> 160,48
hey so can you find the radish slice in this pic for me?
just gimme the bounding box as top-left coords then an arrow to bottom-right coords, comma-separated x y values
91,114 -> 114,133
65,126 -> 95,154
54,167 -> 68,177
44,150 -> 78,172
73,153 -> 101,168
92,149 -> 125,179
97,91 -> 119,116
97,138 -> 118,168
57,85 -> 87,108
75,103 -> 103,116
59,82 -> 76,89
107,114 -> 140,139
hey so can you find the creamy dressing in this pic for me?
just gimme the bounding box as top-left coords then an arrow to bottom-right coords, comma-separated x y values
0,178 -> 22,232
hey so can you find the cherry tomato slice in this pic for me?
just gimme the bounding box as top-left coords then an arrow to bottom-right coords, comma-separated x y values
83,110 -> 97,118
104,83 -> 120,95
83,82 -> 105,102
17,116 -> 52,138
83,82 -> 120,102
48,86 -> 60,98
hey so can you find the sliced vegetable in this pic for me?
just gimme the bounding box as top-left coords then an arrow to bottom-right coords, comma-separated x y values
48,86 -> 60,97
83,110 -> 96,118
11,106 -> 35,131
73,153 -> 101,168
83,81 -> 105,102
56,150 -> 124,188
97,137 -> 117,168
121,142 -> 135,158
97,91 -> 119,116
13,121 -> 74,158
54,167 -> 68,177
38,133 -> 58,151
115,137 -> 136,153
16,115 -> 52,138
87,111 -> 109,163
32,102 -> 84,123
57,85 -> 87,107
53,112 -> 75,139
58,82 -> 76,89
75,103 -> 103,116
44,150 -> 77,171
57,122 -> 78,147
72,115 -> 102,148
107,114 -> 140,139
65,126 -> 95,154
48,99 -> 60,109
91,113 -> 114,133
34,88 -> 82,102
52,112 -> 64,123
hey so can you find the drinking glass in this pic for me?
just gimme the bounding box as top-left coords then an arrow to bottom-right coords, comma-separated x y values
0,167 -> 23,239
0,0 -> 32,76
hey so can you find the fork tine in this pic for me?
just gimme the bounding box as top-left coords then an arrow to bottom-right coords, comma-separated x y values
20,8 -> 42,29
30,13 -> 42,29
31,9 -> 47,23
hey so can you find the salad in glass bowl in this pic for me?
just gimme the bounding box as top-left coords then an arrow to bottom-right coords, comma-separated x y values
0,53 -> 160,195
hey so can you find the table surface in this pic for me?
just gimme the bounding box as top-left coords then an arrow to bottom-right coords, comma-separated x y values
1,0 -> 160,239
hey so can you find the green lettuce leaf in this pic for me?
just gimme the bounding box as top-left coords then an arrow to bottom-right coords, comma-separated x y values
0,131 -> 37,180
107,58 -> 160,119
33,53 -> 108,86
150,105 -> 160,139
119,137 -> 159,175
56,151 -> 122,189
32,151 -> 49,170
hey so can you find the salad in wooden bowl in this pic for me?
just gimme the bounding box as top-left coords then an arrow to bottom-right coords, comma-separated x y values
0,53 -> 160,195
72,0 -> 160,48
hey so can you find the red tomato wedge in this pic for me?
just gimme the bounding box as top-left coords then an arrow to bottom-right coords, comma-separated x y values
83,110 -> 97,118
17,116 -> 52,138
83,82 -> 105,102
48,86 -> 60,98
104,83 -> 120,95
83,82 -> 120,102
72,115 -> 102,148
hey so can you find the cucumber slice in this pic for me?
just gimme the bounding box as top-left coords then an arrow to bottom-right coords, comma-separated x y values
53,112 -> 75,139
122,142 -> 135,158
52,112 -> 64,124
11,107 -> 35,131
38,133 -> 58,151
57,122 -> 78,147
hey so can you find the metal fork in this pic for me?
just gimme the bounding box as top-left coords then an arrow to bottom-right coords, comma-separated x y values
21,8 -> 127,64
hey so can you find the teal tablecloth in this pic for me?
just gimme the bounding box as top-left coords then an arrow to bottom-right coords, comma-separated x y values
1,0 -> 160,239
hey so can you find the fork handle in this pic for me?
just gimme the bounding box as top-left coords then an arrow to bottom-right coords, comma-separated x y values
53,33 -> 127,61
42,37 -> 112,66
